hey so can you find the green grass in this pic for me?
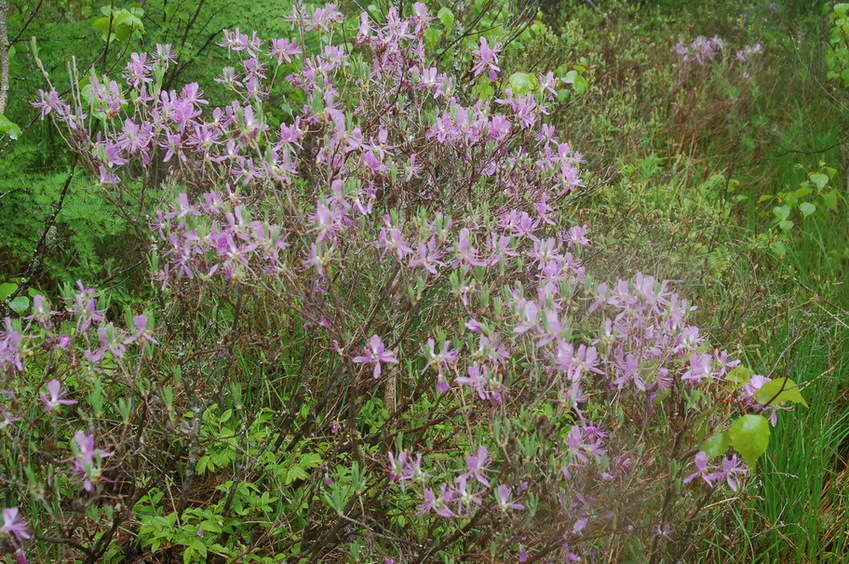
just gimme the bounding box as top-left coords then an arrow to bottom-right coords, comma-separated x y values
549,1 -> 849,560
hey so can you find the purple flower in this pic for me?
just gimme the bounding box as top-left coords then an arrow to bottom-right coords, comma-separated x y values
40,379 -> 77,411
454,474 -> 482,512
676,36 -> 724,65
71,430 -> 111,491
388,450 -> 423,485
421,338 -> 460,375
1,507 -> 30,542
494,484 -> 524,511
269,38 -> 301,65
518,545 -> 530,562
684,351 -> 714,383
352,335 -> 398,378
124,315 -> 159,345
0,319 -> 24,373
471,36 -> 501,81
457,446 -> 493,487
123,52 -> 152,88
420,485 -> 455,518
683,451 -> 720,487
720,454 -> 747,491
0,407 -> 21,428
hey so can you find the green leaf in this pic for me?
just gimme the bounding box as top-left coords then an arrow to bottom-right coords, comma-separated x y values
778,220 -> 794,232
92,16 -> 111,35
726,365 -> 752,384
770,241 -> 787,256
772,205 -> 791,220
700,432 -> 731,457
508,72 -> 538,94
0,283 -> 17,302
183,541 -> 207,564
753,378 -> 808,407
563,69 -> 589,95
821,190 -> 840,212
9,296 -> 30,314
114,26 -> 133,41
473,75 -> 494,100
437,7 -> 454,29
792,186 -> 814,199
798,202 -> 816,217
729,414 -> 770,468
810,173 -> 829,190
0,114 -> 22,140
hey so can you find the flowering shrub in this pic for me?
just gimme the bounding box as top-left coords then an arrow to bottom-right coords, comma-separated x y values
675,36 -> 725,66
668,33 -> 765,154
0,3 -> 805,562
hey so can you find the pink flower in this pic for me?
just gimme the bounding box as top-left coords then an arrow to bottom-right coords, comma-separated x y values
353,335 -> 398,378
494,484 -> 524,511
471,37 -> 501,81
457,446 -> 493,487
124,315 -> 160,345
1,507 -> 30,543
269,38 -> 301,65
40,379 -> 77,411
71,430 -> 111,492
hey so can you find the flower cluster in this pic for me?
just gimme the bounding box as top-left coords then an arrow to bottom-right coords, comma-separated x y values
674,36 -> 724,65
735,42 -> 764,63
684,451 -> 747,491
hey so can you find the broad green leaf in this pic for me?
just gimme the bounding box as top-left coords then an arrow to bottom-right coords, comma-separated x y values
778,219 -> 794,232
563,70 -> 589,95
726,365 -> 752,384
9,296 -> 30,314
424,26 -> 443,45
783,191 -> 799,207
0,114 -> 22,140
772,205 -> 791,220
0,283 -> 17,302
792,186 -> 814,199
729,414 -> 770,468
92,17 -> 111,35
111,11 -> 130,27
199,519 -> 223,533
508,72 -> 538,94
437,7 -> 454,29
114,26 -> 133,41
700,432 -> 731,457
810,173 -> 829,190
753,378 -> 808,407
821,190 -> 840,211
473,75 -> 494,100
799,202 -> 816,217
770,241 -> 787,256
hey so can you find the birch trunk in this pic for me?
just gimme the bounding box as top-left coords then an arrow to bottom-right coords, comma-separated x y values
0,0 -> 8,115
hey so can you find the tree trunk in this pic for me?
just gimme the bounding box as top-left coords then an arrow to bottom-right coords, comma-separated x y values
0,0 -> 9,115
